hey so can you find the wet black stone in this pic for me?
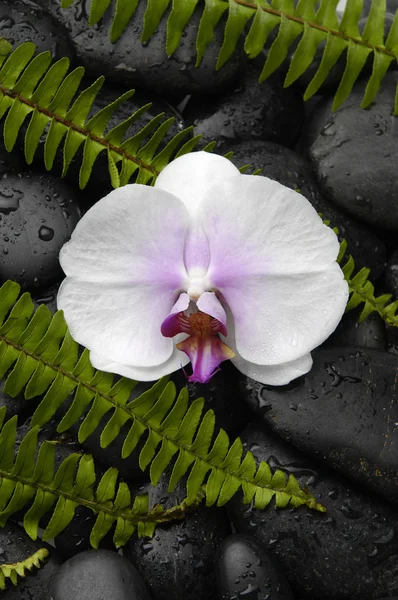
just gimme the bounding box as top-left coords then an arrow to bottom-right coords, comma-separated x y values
185,58 -> 304,149
125,473 -> 231,600
0,520 -> 60,599
172,361 -> 254,438
386,247 -> 398,297
326,306 -> 388,351
53,505 -> 115,561
0,170 -> 80,291
0,381 -> 28,423
32,280 -> 60,315
223,140 -> 387,279
227,421 -> 398,599
48,549 -> 151,600
0,0 -> 74,60
240,346 -> 398,505
47,1 -> 246,97
387,323 -> 398,356
307,72 -> 398,231
215,533 -> 294,600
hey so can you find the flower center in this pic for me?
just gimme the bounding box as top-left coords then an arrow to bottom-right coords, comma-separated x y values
183,310 -> 221,338
186,274 -> 210,301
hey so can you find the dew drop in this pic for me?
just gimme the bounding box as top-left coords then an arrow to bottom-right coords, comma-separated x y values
38,225 -> 54,241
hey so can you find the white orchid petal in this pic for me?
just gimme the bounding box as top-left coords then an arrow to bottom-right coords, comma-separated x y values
224,266 -> 348,365
198,174 -> 348,365
57,185 -> 190,368
90,334 -> 191,381
200,174 -> 341,280
154,151 -> 241,218
232,352 -> 313,386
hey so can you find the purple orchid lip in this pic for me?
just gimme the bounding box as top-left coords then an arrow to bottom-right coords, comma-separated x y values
162,309 -> 235,383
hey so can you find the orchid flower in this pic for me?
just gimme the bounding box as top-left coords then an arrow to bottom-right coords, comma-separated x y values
57,152 -> 348,386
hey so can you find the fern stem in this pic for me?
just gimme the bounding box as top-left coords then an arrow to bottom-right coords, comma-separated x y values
0,466 -> 203,526
0,85 -> 160,177
232,0 -> 397,59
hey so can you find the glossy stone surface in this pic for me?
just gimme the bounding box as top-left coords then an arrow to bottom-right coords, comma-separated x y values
0,0 -> 74,60
0,171 -> 80,290
227,422 -> 398,599
185,59 -> 304,149
326,307 -> 388,351
386,247 -> 398,297
215,533 -> 294,600
240,346 -> 398,504
48,550 -> 152,600
125,473 -> 231,600
307,72 -> 398,231
0,521 -> 60,599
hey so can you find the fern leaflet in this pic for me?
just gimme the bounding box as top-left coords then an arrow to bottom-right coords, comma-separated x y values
60,0 -> 398,113
0,280 -> 324,515
0,548 -> 48,590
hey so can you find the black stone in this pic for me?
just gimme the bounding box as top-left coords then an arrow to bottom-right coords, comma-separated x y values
185,57 -> 304,149
32,281 -> 60,315
307,72 -> 398,231
0,381 -> 28,423
172,360 -> 255,438
53,505 -> 115,561
46,1 -> 247,97
0,520 -> 60,599
227,421 -> 398,599
215,533 -> 294,600
0,0 -> 74,61
125,473 -> 231,600
0,170 -> 80,291
386,247 -> 398,297
387,323 -> 398,356
240,346 -> 398,504
223,140 -> 387,279
47,549 -> 152,600
326,306 -> 388,351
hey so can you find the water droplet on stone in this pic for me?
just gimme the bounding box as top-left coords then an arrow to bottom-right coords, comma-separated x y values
38,225 -> 55,241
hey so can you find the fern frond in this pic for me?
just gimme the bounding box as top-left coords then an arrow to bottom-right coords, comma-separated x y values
0,281 -> 323,515
0,407 -> 205,548
336,234 -> 398,326
0,547 -> 48,590
0,42 -> 199,190
61,0 -> 398,113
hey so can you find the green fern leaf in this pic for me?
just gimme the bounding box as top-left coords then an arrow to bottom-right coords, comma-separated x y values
0,281 -> 323,515
0,407 -> 205,548
0,548 -> 49,590
0,42 -> 198,190
60,0 -> 398,113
